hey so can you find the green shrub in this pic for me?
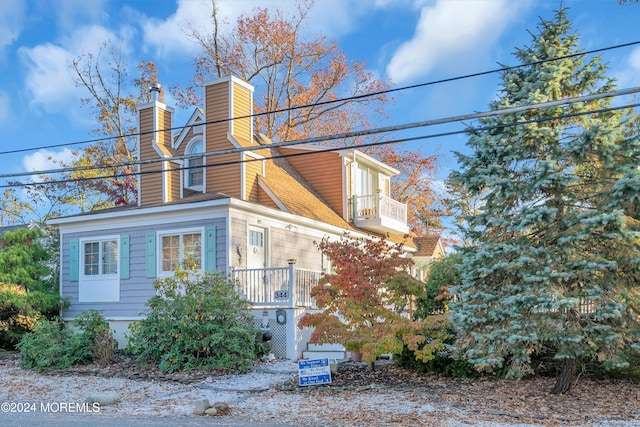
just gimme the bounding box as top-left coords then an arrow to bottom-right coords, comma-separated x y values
16,310 -> 114,371
73,309 -> 116,366
16,320 -> 92,371
0,283 -> 66,350
394,321 -> 478,378
126,271 -> 261,373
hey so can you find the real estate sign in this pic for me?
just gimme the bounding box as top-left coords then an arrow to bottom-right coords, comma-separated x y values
298,358 -> 332,386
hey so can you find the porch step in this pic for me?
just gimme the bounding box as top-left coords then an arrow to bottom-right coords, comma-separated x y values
301,350 -> 346,360
307,343 -> 345,352
302,343 -> 347,360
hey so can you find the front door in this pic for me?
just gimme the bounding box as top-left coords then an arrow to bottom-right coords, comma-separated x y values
247,226 -> 267,269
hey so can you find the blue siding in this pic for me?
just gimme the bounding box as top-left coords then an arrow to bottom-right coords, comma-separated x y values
60,218 -> 227,319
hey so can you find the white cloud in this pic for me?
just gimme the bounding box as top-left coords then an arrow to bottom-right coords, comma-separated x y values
0,0 -> 26,55
141,0 -> 214,58
140,0 -> 387,59
386,0 -> 531,84
615,47 -> 640,88
20,25 -> 119,115
22,148 -> 76,173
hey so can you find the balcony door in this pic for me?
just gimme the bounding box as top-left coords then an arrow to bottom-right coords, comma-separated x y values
357,165 -> 376,197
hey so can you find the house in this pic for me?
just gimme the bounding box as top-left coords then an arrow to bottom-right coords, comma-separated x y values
0,222 -> 41,245
412,234 -> 446,281
49,75 -> 416,360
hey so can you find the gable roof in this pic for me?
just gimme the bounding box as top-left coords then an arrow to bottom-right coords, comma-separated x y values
258,147 -> 353,230
256,146 -> 415,249
414,234 -> 443,257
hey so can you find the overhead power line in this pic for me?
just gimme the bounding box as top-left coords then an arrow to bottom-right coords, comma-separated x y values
3,97 -> 639,189
1,85 -> 638,181
1,39 -> 639,157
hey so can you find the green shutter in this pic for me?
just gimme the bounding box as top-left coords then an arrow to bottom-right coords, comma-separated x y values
204,226 -> 217,273
69,238 -> 79,281
146,232 -> 156,278
120,234 -> 130,280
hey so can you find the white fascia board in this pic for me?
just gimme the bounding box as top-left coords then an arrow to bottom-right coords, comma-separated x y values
174,108 -> 205,150
136,100 -> 175,113
49,198 -> 232,230
202,75 -> 255,93
351,149 -> 401,176
227,198 -> 369,241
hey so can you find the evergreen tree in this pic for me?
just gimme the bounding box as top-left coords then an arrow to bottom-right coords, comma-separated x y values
450,8 -> 640,394
0,228 -> 51,293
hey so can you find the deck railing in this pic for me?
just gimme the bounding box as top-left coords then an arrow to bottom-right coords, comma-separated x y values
351,194 -> 407,224
231,262 -> 322,308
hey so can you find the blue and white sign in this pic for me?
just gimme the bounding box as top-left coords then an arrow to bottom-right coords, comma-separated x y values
298,358 -> 332,386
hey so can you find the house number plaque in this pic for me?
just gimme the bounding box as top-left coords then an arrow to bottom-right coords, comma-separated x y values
274,290 -> 289,300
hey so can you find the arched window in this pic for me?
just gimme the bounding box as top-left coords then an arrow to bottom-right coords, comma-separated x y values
186,140 -> 204,189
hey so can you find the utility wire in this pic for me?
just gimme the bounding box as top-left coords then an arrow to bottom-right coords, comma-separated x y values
1,40 -> 639,157
2,85 -> 638,181
4,100 -> 639,190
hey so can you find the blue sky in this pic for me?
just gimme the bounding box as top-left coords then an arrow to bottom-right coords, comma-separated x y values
0,0 -> 639,194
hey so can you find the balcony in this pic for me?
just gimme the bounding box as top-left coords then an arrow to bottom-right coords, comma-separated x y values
351,194 -> 409,234
231,263 -> 322,308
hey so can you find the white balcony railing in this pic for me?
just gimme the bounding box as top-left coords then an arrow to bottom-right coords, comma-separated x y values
231,262 -> 322,308
351,194 -> 409,233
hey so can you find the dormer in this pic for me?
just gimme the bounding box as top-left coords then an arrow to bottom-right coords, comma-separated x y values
136,76 -> 259,204
277,145 -> 409,235
173,108 -> 206,197
345,150 -> 409,234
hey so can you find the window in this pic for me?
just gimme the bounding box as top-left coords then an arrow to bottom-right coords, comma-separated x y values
249,229 -> 263,247
187,141 -> 204,188
77,235 -> 122,303
83,239 -> 118,276
160,230 -> 202,274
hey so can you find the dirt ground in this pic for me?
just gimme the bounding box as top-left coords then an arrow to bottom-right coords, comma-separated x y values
2,351 -> 639,426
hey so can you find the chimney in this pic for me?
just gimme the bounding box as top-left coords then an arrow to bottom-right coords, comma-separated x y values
137,82 -> 176,206
149,82 -> 162,102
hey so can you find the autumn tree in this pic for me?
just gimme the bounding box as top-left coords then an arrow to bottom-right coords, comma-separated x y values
179,0 -> 440,233
298,233 -> 449,366
450,9 -> 640,394
52,41 -> 159,210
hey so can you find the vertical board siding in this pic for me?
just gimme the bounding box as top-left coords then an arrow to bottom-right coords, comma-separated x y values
60,218 -> 226,320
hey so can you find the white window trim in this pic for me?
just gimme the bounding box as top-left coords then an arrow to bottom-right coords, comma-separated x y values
78,235 -> 120,303
157,227 -> 205,278
184,137 -> 204,192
